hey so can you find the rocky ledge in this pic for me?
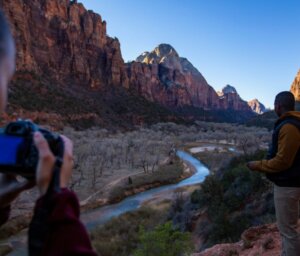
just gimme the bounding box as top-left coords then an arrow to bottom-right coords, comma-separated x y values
193,222 -> 290,256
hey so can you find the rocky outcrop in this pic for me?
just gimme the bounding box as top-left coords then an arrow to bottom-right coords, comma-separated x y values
194,223 -> 283,256
127,45 -> 254,113
0,0 -> 129,88
126,44 -> 220,109
248,99 -> 266,114
291,69 -> 300,101
217,85 -> 252,111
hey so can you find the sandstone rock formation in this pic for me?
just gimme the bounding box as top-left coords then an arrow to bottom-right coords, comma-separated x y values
248,99 -> 266,114
194,223 -> 283,256
127,45 -> 254,113
291,69 -> 300,101
218,84 -> 237,95
0,0 -> 129,88
126,44 -> 220,109
217,85 -> 252,111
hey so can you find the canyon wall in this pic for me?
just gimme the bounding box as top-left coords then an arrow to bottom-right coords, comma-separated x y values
291,69 -> 300,101
0,0 -> 129,88
0,1 -> 256,124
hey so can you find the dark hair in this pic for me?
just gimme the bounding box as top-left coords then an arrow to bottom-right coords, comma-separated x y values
0,10 -> 13,57
275,91 -> 295,111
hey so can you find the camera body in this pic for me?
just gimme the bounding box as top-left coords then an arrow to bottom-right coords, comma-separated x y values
0,120 -> 63,178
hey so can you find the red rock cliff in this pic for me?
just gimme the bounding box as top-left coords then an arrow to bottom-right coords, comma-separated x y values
127,45 -> 253,113
217,84 -> 253,112
127,44 -> 221,109
0,0 -> 129,88
291,69 -> 300,101
0,1 -> 255,117
248,98 -> 266,114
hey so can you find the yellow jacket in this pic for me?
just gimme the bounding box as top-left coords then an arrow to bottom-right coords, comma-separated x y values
253,111 -> 300,173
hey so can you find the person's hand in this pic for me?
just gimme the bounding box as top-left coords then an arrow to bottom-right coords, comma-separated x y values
0,174 -> 34,208
33,132 -> 74,196
246,161 -> 260,171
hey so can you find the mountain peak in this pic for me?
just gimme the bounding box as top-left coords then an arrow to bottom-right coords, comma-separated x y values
135,44 -> 179,64
222,85 -> 237,94
154,44 -> 179,58
248,99 -> 266,114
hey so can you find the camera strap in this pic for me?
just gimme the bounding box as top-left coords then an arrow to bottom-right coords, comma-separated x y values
28,139 -> 64,256
47,157 -> 63,194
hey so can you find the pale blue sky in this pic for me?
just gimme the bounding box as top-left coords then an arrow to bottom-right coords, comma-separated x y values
80,0 -> 300,108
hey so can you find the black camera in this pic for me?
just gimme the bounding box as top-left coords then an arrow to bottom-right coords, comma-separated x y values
0,120 -> 64,178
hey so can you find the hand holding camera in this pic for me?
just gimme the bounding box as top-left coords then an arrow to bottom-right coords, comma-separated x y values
34,132 -> 74,196
0,120 -> 74,200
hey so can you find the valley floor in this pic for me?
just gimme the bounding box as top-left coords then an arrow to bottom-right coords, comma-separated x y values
0,122 -> 271,255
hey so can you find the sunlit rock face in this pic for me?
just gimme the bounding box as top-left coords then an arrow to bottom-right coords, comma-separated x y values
291,69 -> 300,101
248,99 -> 266,114
127,44 -> 221,109
127,45 -> 253,113
0,0 -> 129,88
217,85 -> 252,111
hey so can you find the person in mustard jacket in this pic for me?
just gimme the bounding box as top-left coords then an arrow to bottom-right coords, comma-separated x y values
247,91 -> 300,256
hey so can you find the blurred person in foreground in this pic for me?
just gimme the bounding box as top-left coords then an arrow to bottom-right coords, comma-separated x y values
247,91 -> 300,256
0,10 -> 97,256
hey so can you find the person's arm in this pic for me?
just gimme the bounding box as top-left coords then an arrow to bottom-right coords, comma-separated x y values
249,124 -> 300,173
32,132 -> 97,256
34,189 -> 97,256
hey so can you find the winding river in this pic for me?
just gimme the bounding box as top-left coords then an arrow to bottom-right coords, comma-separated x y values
82,150 -> 209,230
8,150 -> 209,256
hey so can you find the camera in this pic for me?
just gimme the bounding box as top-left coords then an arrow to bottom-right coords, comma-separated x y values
0,120 -> 64,178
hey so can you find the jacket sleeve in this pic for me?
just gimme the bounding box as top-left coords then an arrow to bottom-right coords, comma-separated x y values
34,188 -> 97,256
253,124 -> 300,173
0,206 -> 10,226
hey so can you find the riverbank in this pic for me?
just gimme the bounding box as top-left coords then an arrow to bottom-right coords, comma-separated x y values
0,157 -> 193,243
85,150 -> 209,256
0,151 -> 204,256
0,142 -> 224,243
80,157 -> 195,211
184,141 -> 238,173
81,142 -> 237,213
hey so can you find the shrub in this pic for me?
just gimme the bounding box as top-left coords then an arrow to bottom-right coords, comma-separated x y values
91,207 -> 169,256
189,150 -> 274,247
133,222 -> 193,256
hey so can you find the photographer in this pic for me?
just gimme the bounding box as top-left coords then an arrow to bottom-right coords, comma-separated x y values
0,11 -> 97,256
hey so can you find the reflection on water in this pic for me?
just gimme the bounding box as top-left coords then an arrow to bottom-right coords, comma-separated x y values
82,150 -> 209,230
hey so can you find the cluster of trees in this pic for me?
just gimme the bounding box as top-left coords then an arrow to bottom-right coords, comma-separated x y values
65,127 -> 174,189
63,122 -> 270,191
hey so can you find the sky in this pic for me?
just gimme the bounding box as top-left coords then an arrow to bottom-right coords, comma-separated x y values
80,0 -> 300,108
